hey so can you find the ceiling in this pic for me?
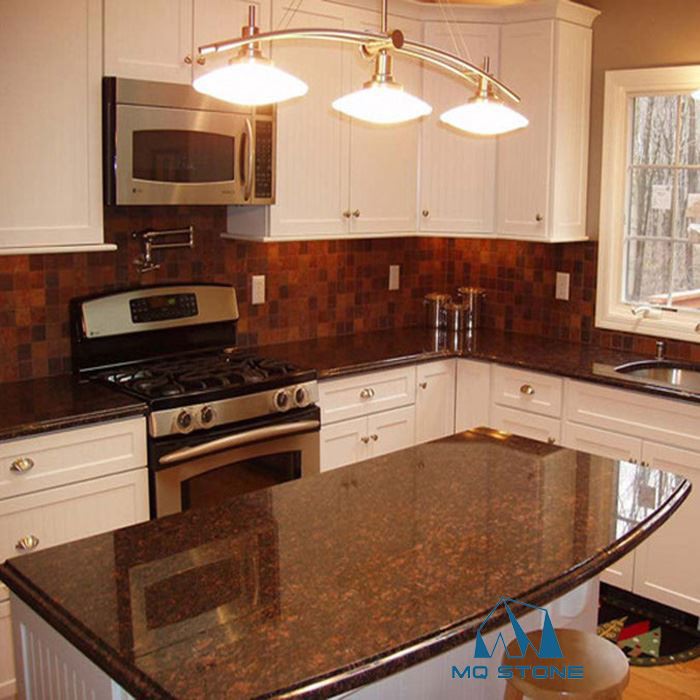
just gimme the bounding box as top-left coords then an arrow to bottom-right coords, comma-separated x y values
420,0 -> 529,5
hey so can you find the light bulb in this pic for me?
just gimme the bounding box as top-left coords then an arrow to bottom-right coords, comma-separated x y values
332,83 -> 432,125
193,57 -> 308,106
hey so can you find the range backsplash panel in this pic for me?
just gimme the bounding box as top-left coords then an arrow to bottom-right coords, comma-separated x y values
1,208 -> 699,383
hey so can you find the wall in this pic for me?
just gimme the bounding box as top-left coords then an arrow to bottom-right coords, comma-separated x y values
0,208 -> 451,382
579,0 -> 700,238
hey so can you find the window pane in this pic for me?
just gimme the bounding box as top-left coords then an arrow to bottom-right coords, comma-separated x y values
679,95 -> 700,166
631,95 -> 679,166
625,237 -> 673,304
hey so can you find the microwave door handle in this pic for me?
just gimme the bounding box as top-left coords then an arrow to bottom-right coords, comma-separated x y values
243,117 -> 254,202
158,420 -> 320,466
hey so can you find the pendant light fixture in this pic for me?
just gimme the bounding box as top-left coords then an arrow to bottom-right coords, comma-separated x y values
196,1 -> 528,136
193,7 -> 308,106
440,58 -> 528,136
332,51 -> 431,124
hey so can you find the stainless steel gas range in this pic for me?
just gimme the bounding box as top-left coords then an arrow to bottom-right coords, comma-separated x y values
70,284 -> 320,518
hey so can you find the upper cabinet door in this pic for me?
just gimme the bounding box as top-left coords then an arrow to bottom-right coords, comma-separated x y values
0,0 -> 104,250
496,20 -> 553,239
192,0 -> 271,79
347,11 -> 420,235
104,0 -> 193,83
419,22 -> 499,234
269,0 -> 351,237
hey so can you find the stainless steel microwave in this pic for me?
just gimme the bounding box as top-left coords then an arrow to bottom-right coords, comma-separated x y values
103,77 -> 275,206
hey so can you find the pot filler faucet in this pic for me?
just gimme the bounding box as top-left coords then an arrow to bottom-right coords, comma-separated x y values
133,226 -> 194,274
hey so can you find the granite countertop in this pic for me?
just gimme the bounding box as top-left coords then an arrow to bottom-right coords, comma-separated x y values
0,431 -> 690,699
257,327 -> 700,403
0,375 -> 147,441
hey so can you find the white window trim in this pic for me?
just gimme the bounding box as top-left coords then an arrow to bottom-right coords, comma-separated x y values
596,65 -> 700,344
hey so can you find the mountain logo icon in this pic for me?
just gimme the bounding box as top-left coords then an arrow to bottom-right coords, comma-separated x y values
474,597 -> 563,660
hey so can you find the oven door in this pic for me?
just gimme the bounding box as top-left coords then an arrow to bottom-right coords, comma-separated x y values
150,408 -> 320,518
116,104 -> 253,205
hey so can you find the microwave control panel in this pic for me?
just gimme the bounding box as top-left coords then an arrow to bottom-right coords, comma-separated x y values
255,120 -> 274,200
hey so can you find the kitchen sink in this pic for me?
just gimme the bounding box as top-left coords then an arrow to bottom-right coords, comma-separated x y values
610,360 -> 700,392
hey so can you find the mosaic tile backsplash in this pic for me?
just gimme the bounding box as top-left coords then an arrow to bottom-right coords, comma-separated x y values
1,206 -> 698,382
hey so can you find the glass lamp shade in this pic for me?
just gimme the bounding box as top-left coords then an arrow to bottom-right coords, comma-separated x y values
440,97 -> 529,136
193,57 -> 308,106
332,82 -> 432,125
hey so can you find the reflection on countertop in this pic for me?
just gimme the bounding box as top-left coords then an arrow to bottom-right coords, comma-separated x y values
0,430 -> 690,700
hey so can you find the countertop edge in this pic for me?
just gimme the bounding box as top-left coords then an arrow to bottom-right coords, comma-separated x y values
1,478 -> 690,700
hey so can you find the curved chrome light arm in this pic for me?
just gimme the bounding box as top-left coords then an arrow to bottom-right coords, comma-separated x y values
197,28 -> 521,104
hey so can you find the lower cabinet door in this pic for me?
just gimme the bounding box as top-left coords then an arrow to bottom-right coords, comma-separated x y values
633,441 -> 700,615
0,599 -> 14,700
562,422 -> 642,591
320,417 -> 369,472
454,359 -> 491,433
490,405 -> 561,445
415,359 -> 456,444
367,406 -> 416,459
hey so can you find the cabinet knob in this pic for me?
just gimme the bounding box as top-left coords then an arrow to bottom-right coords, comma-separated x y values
184,55 -> 193,64
370,434 -> 378,441
342,210 -> 351,219
196,56 -> 206,65
535,213 -> 543,222
422,209 -> 430,218
10,457 -> 34,473
520,384 -> 535,396
547,437 -> 556,445
352,209 -> 360,218
361,436 -> 370,444
359,387 -> 375,399
16,535 -> 40,552
419,382 -> 428,389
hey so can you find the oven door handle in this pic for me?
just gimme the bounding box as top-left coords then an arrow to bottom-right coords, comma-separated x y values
243,117 -> 254,202
158,420 -> 320,466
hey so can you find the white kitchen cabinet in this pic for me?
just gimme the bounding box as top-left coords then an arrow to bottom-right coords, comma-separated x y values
419,22 -> 499,235
492,365 -> 563,418
0,0 -> 108,253
104,0 -> 193,83
455,360 -> 491,433
490,404 -> 561,446
320,416 -> 369,472
633,441 -> 700,615
561,422 -> 642,591
320,407 -> 415,472
415,360 -> 456,443
104,0 -> 270,84
496,18 -> 592,242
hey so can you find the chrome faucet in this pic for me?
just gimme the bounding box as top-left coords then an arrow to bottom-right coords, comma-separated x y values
656,340 -> 666,360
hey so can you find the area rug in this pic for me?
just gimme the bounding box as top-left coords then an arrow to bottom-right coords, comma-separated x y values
597,585 -> 700,666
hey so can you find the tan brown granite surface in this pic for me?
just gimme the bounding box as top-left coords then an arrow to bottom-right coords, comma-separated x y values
0,431 -> 690,699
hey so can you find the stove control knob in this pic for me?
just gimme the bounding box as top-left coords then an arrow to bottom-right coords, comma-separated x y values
176,409 -> 194,433
293,386 -> 310,408
273,389 -> 291,412
200,405 -> 216,426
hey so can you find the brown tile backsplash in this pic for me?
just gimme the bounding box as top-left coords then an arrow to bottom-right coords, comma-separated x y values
1,207 -> 699,383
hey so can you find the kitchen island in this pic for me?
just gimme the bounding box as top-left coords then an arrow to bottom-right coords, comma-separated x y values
0,430 -> 691,699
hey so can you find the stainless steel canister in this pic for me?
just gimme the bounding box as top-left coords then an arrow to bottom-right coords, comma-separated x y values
424,293 -> 452,329
444,301 -> 466,333
457,287 -> 486,331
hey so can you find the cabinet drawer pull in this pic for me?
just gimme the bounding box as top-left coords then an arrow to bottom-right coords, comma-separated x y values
422,209 -> 430,218
370,434 -> 378,441
359,388 -> 375,399
352,209 -> 361,218
11,457 -> 35,473
547,437 -> 556,445
342,210 -> 351,219
184,55 -> 193,64
535,213 -> 543,222
419,382 -> 428,389
16,535 -> 40,552
361,436 -> 370,444
520,384 -> 535,396
196,56 -> 206,65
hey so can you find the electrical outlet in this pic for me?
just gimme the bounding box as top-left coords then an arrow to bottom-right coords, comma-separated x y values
251,275 -> 266,305
555,272 -> 570,301
389,264 -> 400,290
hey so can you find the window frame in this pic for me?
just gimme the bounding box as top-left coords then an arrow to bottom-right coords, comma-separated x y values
596,65 -> 700,344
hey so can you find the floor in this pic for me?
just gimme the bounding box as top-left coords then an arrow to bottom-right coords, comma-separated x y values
626,657 -> 700,699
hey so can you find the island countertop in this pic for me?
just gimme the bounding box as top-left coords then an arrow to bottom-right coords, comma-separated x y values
0,431 -> 691,699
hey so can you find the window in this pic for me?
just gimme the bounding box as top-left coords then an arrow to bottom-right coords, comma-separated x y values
597,66 -> 700,343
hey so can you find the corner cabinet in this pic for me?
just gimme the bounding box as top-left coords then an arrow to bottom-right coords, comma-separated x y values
495,17 -> 593,242
0,0 -> 110,254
